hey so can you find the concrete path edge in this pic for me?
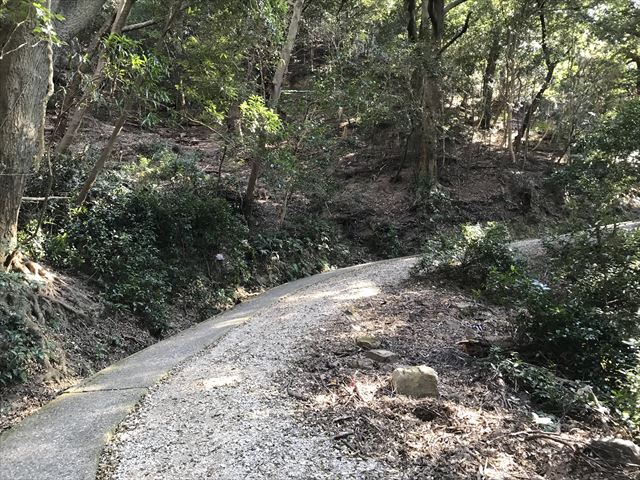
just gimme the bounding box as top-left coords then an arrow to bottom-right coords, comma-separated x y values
0,258 -> 414,480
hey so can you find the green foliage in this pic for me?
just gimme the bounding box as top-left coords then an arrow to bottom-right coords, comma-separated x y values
0,1 -> 64,45
50,195 -> 171,333
250,218 -> 349,285
413,222 -> 521,288
240,95 -> 282,135
584,98 -> 640,156
367,221 -> 402,258
491,351 -> 600,417
0,275 -> 47,386
520,229 -> 640,399
415,218 -> 640,429
0,311 -> 45,385
41,149 -> 348,334
102,34 -> 169,118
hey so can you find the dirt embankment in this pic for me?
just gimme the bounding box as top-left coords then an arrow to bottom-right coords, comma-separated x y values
0,271 -> 195,432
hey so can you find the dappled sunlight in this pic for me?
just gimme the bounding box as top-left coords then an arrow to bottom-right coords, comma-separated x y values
282,281 -> 381,305
194,374 -> 242,391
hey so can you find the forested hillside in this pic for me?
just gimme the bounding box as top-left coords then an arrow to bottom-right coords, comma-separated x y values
1,0 -> 640,476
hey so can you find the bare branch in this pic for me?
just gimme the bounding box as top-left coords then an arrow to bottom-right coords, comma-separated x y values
122,18 -> 157,32
444,0 -> 469,14
439,10 -> 471,54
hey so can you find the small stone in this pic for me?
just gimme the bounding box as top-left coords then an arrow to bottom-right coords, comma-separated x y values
355,335 -> 381,350
347,357 -> 375,369
364,349 -> 399,363
391,365 -> 439,398
589,438 -> 640,465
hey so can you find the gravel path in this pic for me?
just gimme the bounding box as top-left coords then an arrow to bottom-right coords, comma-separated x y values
100,258 -> 416,480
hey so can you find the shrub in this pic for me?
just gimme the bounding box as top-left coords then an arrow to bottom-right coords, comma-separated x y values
250,218 -> 349,285
42,150 -> 350,334
491,351 -> 601,418
49,194 -> 170,334
0,275 -> 48,386
413,222 -> 521,288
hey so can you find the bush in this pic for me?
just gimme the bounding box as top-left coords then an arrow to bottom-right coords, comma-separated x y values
41,150 -> 350,334
250,218 -> 349,285
49,194 -> 171,334
492,351 -> 600,417
0,275 -> 48,386
413,222 -> 521,288
414,219 -> 640,430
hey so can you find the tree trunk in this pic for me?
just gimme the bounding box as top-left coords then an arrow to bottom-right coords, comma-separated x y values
417,0 -> 444,188
74,0 -> 186,203
244,0 -> 304,218
480,27 -> 501,130
76,108 -> 128,205
270,0 -> 304,106
514,1 -> 556,152
0,4 -> 54,263
406,0 -> 418,42
56,13 -> 114,139
419,66 -> 440,185
55,0 -> 135,155
0,0 -> 109,262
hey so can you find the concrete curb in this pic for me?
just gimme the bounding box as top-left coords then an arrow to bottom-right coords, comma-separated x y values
0,258 -> 411,480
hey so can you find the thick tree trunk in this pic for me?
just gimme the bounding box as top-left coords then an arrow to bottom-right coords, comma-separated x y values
0,4 -> 54,263
480,28 -> 501,130
244,0 -> 304,218
419,65 -> 441,185
0,0 -> 108,262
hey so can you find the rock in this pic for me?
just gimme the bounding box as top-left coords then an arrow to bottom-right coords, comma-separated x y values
364,349 -> 399,363
588,438 -> 640,465
347,357 -> 375,369
391,365 -> 439,398
355,335 -> 381,350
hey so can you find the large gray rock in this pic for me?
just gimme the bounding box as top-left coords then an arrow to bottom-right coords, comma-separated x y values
356,335 -> 381,350
392,365 -> 439,398
589,438 -> 640,465
364,349 -> 399,363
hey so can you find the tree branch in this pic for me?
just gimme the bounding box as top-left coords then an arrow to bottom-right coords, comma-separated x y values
444,0 -> 469,14
122,18 -> 157,32
439,10 -> 471,54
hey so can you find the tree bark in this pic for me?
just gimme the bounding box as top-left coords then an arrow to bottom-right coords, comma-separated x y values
406,0 -> 418,42
270,0 -> 304,106
0,3 -> 54,263
417,0 -> 444,187
244,0 -> 305,218
0,0 -> 109,262
480,27 -> 501,130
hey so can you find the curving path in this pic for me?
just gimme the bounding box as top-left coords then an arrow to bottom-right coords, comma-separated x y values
0,257 -> 416,480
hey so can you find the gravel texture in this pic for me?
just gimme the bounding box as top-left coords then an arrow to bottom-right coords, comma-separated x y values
100,258 -> 416,480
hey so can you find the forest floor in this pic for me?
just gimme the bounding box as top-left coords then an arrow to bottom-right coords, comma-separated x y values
96,256 -> 635,480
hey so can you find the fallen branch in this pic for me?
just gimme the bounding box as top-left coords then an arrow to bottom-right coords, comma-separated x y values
509,430 -> 581,451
